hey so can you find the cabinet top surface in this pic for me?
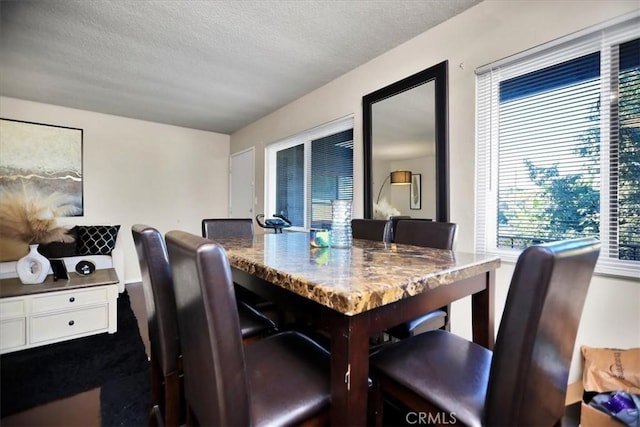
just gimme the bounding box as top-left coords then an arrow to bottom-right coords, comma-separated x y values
0,268 -> 119,298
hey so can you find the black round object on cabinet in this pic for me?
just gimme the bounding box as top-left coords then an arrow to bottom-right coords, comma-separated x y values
75,260 -> 96,276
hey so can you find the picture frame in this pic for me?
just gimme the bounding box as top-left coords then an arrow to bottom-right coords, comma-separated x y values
0,118 -> 84,216
410,173 -> 421,210
49,259 -> 69,281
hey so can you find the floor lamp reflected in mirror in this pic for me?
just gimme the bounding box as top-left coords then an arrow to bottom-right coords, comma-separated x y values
376,170 -> 412,204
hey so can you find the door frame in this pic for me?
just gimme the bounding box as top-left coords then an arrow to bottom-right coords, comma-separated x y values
229,147 -> 255,218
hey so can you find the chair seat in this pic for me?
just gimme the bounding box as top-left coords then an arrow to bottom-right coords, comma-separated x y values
245,331 -> 330,427
370,330 -> 491,427
386,309 -> 446,339
238,300 -> 276,338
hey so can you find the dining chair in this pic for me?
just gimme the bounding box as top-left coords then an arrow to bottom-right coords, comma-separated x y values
149,405 -> 165,427
351,216 -> 414,244
386,219 -> 458,339
393,219 -> 455,250
165,230 -> 331,426
351,218 -> 391,242
201,217 -> 255,239
369,237 -> 601,426
201,217 -> 280,320
132,225 -> 277,427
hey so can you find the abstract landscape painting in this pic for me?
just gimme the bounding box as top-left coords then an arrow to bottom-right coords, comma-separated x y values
0,118 -> 83,216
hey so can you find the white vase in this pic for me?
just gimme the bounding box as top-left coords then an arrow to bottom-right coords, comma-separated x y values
16,244 -> 50,284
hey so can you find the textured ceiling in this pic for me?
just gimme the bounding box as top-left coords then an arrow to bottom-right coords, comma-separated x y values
0,0 -> 481,134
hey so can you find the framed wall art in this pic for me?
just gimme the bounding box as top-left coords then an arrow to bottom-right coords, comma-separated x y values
0,118 -> 83,216
410,173 -> 421,210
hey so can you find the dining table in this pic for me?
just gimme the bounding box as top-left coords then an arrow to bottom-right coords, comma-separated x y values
215,231 -> 501,426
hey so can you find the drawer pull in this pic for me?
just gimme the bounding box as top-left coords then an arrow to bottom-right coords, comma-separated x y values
69,297 -> 75,303
68,320 -> 75,326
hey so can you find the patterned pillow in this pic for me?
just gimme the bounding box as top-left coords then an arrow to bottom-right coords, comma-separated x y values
77,225 -> 121,255
37,226 -> 79,258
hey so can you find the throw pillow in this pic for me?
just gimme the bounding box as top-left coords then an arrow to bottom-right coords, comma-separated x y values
37,226 -> 79,258
77,225 -> 121,255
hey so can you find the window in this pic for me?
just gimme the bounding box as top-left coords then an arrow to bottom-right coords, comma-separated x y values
266,117 -> 353,230
476,14 -> 639,278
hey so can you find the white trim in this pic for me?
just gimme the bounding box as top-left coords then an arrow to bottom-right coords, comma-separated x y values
475,14 -> 640,279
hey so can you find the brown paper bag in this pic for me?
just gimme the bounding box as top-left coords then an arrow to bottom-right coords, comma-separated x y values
581,346 -> 640,394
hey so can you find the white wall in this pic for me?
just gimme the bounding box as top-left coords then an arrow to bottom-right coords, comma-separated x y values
1,96 -> 231,284
391,156 -> 436,219
231,0 -> 640,382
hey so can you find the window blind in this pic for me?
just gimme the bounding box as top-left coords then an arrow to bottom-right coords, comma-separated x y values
309,129 -> 354,229
476,13 -> 639,278
615,38 -> 640,263
266,116 -> 354,230
275,144 -> 304,226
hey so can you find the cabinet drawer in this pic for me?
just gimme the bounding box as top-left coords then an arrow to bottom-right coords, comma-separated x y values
0,318 -> 27,351
31,288 -> 109,314
0,299 -> 26,319
30,305 -> 109,343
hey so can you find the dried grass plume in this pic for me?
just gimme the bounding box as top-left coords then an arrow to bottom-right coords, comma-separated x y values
373,198 -> 401,220
0,184 -> 79,244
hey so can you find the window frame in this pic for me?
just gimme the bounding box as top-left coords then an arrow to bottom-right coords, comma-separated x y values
475,12 -> 640,279
265,116 -> 354,231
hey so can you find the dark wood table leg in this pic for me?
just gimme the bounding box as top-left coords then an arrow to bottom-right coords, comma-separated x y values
472,269 -> 496,349
329,314 -> 370,426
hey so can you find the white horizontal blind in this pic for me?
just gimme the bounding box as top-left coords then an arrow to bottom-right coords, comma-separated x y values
497,54 -> 600,247
475,14 -> 640,278
266,116 -> 353,230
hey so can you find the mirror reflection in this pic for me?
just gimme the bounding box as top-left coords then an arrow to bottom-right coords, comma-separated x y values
372,81 -> 435,219
363,61 -> 449,222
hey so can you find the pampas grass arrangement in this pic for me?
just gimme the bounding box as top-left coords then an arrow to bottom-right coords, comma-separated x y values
0,184 -> 80,245
373,198 -> 401,220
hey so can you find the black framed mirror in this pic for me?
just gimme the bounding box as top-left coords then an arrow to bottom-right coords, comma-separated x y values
363,60 -> 449,222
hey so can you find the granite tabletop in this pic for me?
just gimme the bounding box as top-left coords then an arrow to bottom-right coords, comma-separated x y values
215,232 -> 501,316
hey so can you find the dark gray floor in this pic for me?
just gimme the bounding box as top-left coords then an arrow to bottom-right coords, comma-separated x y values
1,282 -> 149,427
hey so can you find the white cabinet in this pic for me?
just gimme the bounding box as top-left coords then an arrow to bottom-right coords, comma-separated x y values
0,317 -> 27,349
0,272 -> 118,354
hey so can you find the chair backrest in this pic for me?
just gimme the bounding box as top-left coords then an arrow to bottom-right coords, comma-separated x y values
485,237 -> 600,426
131,224 -> 180,376
202,218 -> 254,239
351,219 -> 389,241
165,230 -> 250,426
394,220 -> 457,250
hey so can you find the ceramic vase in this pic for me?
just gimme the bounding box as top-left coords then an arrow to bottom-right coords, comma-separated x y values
16,244 -> 49,284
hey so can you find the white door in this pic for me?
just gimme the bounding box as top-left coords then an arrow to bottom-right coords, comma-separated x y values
230,148 -> 254,218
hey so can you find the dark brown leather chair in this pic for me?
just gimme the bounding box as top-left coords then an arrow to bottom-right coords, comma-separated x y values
351,217 -> 413,244
201,217 -> 254,239
201,217 -> 278,316
387,215 -> 412,242
370,237 -> 601,426
132,225 -> 276,426
351,218 -> 390,242
165,230 -> 330,426
132,224 -> 181,427
393,219 -> 456,250
149,405 -> 164,427
386,220 -> 458,339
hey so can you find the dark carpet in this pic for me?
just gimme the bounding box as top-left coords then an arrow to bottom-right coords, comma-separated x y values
0,290 -> 149,426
